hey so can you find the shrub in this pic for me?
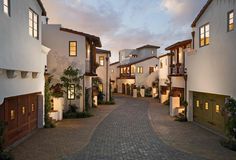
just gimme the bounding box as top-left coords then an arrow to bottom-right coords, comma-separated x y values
98,92 -> 105,104
221,98 -> 236,151
163,99 -> 170,106
50,83 -> 63,98
63,112 -> 93,119
145,87 -> 152,97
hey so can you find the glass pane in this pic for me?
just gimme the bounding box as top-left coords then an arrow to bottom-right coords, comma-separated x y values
200,27 -> 204,34
206,31 -> 210,37
229,12 -> 234,19
29,20 -> 33,27
229,18 -> 234,24
200,39 -> 205,46
229,24 -> 234,31
29,10 -> 33,19
34,30 -> 38,38
205,37 -> 209,45
4,6 -> 8,15
205,24 -> 210,32
4,0 -> 8,6
29,28 -> 33,36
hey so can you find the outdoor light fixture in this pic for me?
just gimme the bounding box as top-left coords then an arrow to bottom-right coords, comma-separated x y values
21,71 -> 29,79
6,70 -> 17,79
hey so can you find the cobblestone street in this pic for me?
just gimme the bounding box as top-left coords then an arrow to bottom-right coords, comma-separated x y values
65,96 -> 206,160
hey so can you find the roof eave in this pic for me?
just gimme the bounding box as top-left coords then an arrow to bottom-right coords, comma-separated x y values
191,0 -> 213,28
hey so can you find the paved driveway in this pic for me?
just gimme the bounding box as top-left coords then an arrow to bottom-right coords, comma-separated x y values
65,96 -> 205,160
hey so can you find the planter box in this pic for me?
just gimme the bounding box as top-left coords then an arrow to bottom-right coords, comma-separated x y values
49,110 -> 60,121
133,89 -> 137,98
51,97 -> 64,121
170,97 -> 180,116
140,89 -> 145,97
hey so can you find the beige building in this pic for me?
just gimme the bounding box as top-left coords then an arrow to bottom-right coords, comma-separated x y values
95,49 -> 111,102
112,45 -> 160,95
110,61 -> 120,93
42,24 -> 101,112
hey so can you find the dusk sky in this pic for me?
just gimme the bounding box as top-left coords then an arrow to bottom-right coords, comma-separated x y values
41,0 -> 208,62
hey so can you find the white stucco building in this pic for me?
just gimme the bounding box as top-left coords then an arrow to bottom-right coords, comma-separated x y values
0,0 -> 49,146
42,24 -> 101,112
186,0 -> 236,133
113,45 -> 160,95
95,49 -> 111,102
110,61 -> 120,93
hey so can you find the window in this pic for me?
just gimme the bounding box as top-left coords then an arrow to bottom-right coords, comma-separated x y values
137,67 -> 143,74
86,43 -> 90,59
149,67 -> 154,74
199,24 -> 210,47
131,66 -> 135,74
29,9 -> 39,39
196,100 -> 200,107
205,102 -> 209,110
228,10 -> 234,32
99,56 -> 104,66
67,84 -> 75,100
111,69 -> 114,73
99,83 -> 103,92
69,41 -> 77,56
10,110 -> 15,120
216,105 -> 220,113
3,0 -> 10,16
121,68 -> 124,74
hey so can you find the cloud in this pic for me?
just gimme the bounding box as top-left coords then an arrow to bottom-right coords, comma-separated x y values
161,0 -> 207,26
42,0 -> 122,36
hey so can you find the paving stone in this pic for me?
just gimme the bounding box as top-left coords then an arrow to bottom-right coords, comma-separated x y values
65,96 -> 206,160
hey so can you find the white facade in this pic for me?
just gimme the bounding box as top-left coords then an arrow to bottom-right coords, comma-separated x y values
186,0 -> 236,120
110,62 -> 120,92
42,24 -> 101,111
0,0 -> 48,104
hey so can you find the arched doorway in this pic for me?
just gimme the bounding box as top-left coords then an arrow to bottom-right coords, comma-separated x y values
122,83 -> 125,94
126,84 -> 131,95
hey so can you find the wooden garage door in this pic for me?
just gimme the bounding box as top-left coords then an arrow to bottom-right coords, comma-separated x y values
193,92 -> 227,133
1,93 -> 38,146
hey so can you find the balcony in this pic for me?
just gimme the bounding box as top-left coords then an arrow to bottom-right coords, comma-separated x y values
119,73 -> 135,79
169,63 -> 185,76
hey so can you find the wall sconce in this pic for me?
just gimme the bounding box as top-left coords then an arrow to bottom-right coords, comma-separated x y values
6,70 -> 17,79
21,71 -> 29,79
32,72 -> 39,79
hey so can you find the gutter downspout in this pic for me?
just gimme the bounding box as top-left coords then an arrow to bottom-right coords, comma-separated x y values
106,56 -> 109,102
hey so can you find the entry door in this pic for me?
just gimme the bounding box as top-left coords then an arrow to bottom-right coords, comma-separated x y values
122,84 -> 125,94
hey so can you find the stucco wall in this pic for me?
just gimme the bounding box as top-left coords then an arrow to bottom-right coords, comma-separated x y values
186,1 -> 236,98
134,57 -> 158,87
117,79 -> 135,94
0,0 -> 47,104
110,63 -> 120,91
42,24 -> 87,110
